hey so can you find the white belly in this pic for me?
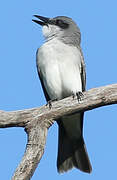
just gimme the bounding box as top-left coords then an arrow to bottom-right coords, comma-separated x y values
37,39 -> 82,100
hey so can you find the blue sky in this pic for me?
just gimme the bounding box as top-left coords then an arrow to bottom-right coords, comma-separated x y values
0,0 -> 117,179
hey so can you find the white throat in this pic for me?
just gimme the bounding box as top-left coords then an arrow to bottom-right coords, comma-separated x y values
42,25 -> 62,41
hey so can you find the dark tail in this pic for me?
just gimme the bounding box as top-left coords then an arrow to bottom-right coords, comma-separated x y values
57,119 -> 92,173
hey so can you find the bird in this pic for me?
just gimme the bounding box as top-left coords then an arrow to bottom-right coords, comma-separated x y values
32,15 -> 92,173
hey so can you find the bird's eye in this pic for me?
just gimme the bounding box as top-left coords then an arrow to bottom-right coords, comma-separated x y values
56,19 -> 63,25
56,19 -> 69,29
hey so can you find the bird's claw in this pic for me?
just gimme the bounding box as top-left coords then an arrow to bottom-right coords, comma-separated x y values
76,91 -> 84,102
46,100 -> 52,109
72,91 -> 84,102
46,99 -> 58,109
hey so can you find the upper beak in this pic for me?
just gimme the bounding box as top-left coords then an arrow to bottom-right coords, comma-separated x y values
32,15 -> 50,26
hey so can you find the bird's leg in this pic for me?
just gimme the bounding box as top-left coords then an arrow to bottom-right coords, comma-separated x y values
46,100 -> 52,109
76,91 -> 84,102
72,92 -> 75,100
72,91 -> 84,102
46,99 -> 58,109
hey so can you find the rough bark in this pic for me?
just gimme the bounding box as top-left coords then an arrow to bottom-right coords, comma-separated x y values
0,84 -> 117,180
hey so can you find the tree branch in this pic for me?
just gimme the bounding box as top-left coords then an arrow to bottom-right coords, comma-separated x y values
0,84 -> 117,180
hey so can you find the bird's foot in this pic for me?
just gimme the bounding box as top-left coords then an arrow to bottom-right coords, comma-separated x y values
46,99 -> 57,109
72,91 -> 84,102
46,100 -> 52,109
72,92 -> 75,100
76,91 -> 84,102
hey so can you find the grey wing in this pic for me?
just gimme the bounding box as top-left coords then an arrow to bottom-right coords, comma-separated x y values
79,46 -> 86,92
36,49 -> 50,102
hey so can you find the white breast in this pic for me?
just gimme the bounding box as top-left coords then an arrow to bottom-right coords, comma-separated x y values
37,38 -> 82,100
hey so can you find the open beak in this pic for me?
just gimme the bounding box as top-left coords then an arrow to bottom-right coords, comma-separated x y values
32,15 -> 50,26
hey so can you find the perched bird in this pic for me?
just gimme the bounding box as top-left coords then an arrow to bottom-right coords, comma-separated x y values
32,15 -> 92,173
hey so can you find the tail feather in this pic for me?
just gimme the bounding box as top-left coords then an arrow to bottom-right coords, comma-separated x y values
57,126 -> 74,172
57,121 -> 92,173
73,144 -> 92,173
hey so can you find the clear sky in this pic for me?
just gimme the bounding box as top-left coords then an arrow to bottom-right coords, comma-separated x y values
0,0 -> 117,179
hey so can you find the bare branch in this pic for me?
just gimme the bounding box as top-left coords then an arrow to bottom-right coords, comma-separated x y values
12,124 -> 48,180
0,84 -> 117,180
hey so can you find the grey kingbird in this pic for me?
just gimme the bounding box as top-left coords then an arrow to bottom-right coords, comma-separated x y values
32,15 -> 92,173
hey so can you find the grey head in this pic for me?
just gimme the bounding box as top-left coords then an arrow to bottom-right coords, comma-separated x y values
32,15 -> 81,46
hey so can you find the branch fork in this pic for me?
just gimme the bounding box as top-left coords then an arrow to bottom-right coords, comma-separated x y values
0,84 -> 117,179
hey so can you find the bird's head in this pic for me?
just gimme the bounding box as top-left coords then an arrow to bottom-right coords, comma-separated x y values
32,15 -> 81,45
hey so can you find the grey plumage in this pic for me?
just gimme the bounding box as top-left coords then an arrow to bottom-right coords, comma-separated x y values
33,15 -> 92,173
